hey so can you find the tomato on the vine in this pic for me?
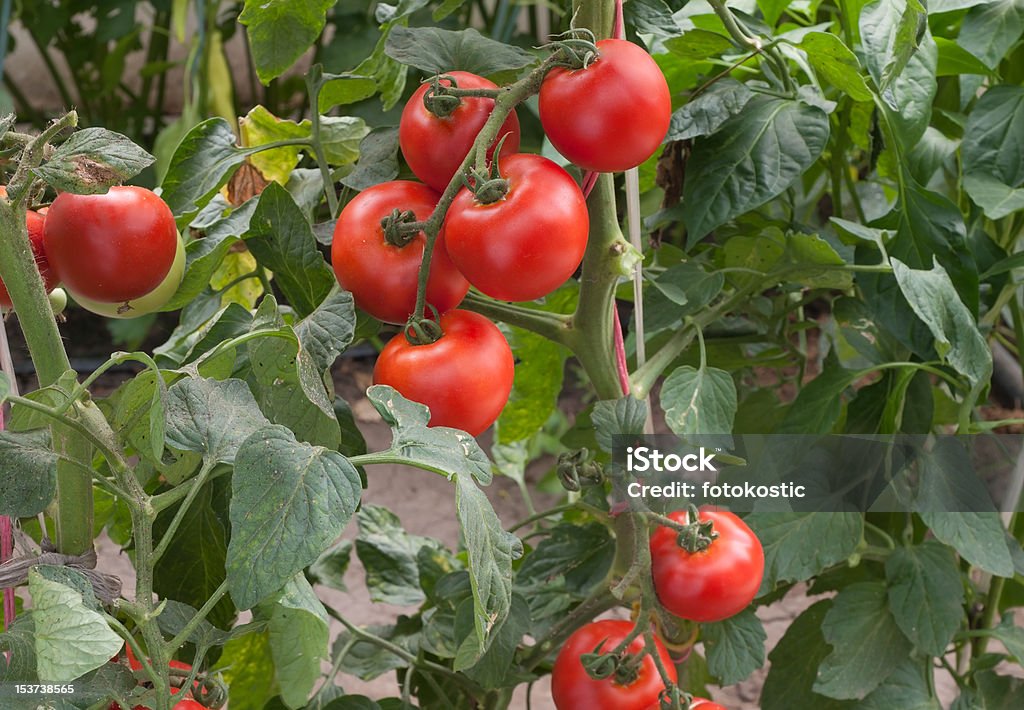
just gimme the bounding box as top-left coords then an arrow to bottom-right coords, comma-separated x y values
539,39 -> 671,173
0,209 -> 59,308
443,153 -> 589,302
551,619 -> 676,710
400,71 -> 521,192
644,697 -> 727,710
373,309 -> 513,435
649,508 -> 764,623
43,186 -> 178,303
331,181 -> 468,324
72,231 -> 185,318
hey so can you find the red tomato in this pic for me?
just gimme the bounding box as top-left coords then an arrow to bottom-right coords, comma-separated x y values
373,309 -> 513,435
551,619 -> 677,710
400,71 -> 521,192
172,702 -> 205,710
644,697 -> 727,710
0,209 -> 59,308
43,186 -> 177,303
539,39 -> 671,172
649,508 -> 764,623
443,153 -> 588,301
331,181 -> 468,324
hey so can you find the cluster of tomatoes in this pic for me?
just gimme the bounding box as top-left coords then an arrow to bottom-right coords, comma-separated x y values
107,645 -> 207,710
0,185 -> 184,320
551,508 -> 763,709
331,39 -> 671,436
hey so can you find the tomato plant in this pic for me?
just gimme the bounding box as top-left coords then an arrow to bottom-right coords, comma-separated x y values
331,180 -> 468,323
373,309 -> 514,435
400,71 -> 521,192
42,186 -> 177,303
649,508 -> 764,623
551,619 -> 677,710
444,153 -> 590,302
539,38 -> 671,172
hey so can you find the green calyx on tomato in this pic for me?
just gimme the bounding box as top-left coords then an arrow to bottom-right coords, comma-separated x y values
551,620 -> 677,710
331,181 -> 468,325
399,70 -> 521,193
71,231 -> 185,318
539,38 -> 671,173
373,309 -> 514,436
649,507 -> 764,623
443,153 -> 589,302
43,186 -> 178,303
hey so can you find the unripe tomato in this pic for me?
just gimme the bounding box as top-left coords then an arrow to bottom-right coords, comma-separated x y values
43,186 -> 177,303
400,71 -> 521,192
331,181 -> 468,324
373,309 -> 513,435
649,508 -> 764,623
551,619 -> 676,710
0,209 -> 60,308
540,39 -> 671,172
443,153 -> 589,301
72,232 -> 185,318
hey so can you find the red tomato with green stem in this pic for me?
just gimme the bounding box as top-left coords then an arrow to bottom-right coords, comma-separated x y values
331,181 -> 469,324
400,71 -> 521,192
0,210 -> 59,308
443,153 -> 589,302
645,697 -> 727,710
649,507 -> 764,623
373,309 -> 513,436
551,619 -> 677,710
539,39 -> 671,173
42,186 -> 177,303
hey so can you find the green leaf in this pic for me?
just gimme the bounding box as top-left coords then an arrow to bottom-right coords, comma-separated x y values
244,183 -> 336,317
365,385 -> 493,484
319,73 -> 378,113
879,33 -> 937,148
109,369 -> 166,464
35,127 -> 154,194
935,36 -> 992,76
0,615 -> 37,682
459,593 -> 530,684
497,326 -> 569,443
971,670 -> 1024,707
988,616 -> 1024,663
592,396 -> 648,453
454,474 -> 523,661
701,609 -> 766,685
433,0 -> 466,21
958,0 -> 1024,70
161,118 -> 246,227
661,365 -> 737,443
664,29 -> 734,60
165,376 -> 271,464
157,599 -> 230,648
307,539 -> 352,592
28,569 -> 123,683
645,262 -> 725,332
320,116 -> 370,166
777,358 -> 857,434
261,575 -> 329,708
228,425 -> 361,609
761,601 -> 852,710
682,96 -> 830,243
384,26 -> 536,77
891,258 -> 991,388
214,629 -> 278,710
799,32 -> 872,101
294,290 -> 357,373
962,85 -> 1024,219
332,618 -> 419,681
666,78 -> 754,142
859,0 -> 927,90
340,127 -> 401,192
813,581 -> 914,700
746,513 -> 863,592
239,0 -> 337,84
153,481 -> 237,630
356,505 -> 445,606
859,658 -> 941,710
239,105 -> 312,184
0,430 -> 57,518
884,542 -> 964,655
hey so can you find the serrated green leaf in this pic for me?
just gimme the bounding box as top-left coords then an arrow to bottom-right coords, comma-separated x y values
261,575 -> 329,708
0,430 -> 57,518
746,512 -> 863,592
661,365 -> 737,444
859,658 -> 941,710
666,79 -> 754,142
355,506 -> 444,606
664,29 -> 733,59
294,290 -> 357,373
384,26 -> 536,77
592,396 -> 648,453
228,425 -> 361,609
239,105 -> 311,184
164,377 -> 271,464
800,32 -> 872,101
340,127 -> 400,192
35,127 -> 154,194
160,118 -> 246,228
814,581 -> 913,700
701,609 -> 766,685
885,541 -> 964,655
307,539 -> 352,592
157,599 -> 230,648
239,0 -> 336,84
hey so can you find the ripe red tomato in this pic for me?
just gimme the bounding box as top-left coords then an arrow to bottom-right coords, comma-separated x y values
443,153 -> 589,301
551,619 -> 676,710
539,39 -> 671,172
400,71 -> 521,192
373,309 -> 513,435
331,181 -> 468,324
43,186 -> 177,303
0,209 -> 59,308
644,697 -> 726,710
172,701 -> 205,710
649,508 -> 764,623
